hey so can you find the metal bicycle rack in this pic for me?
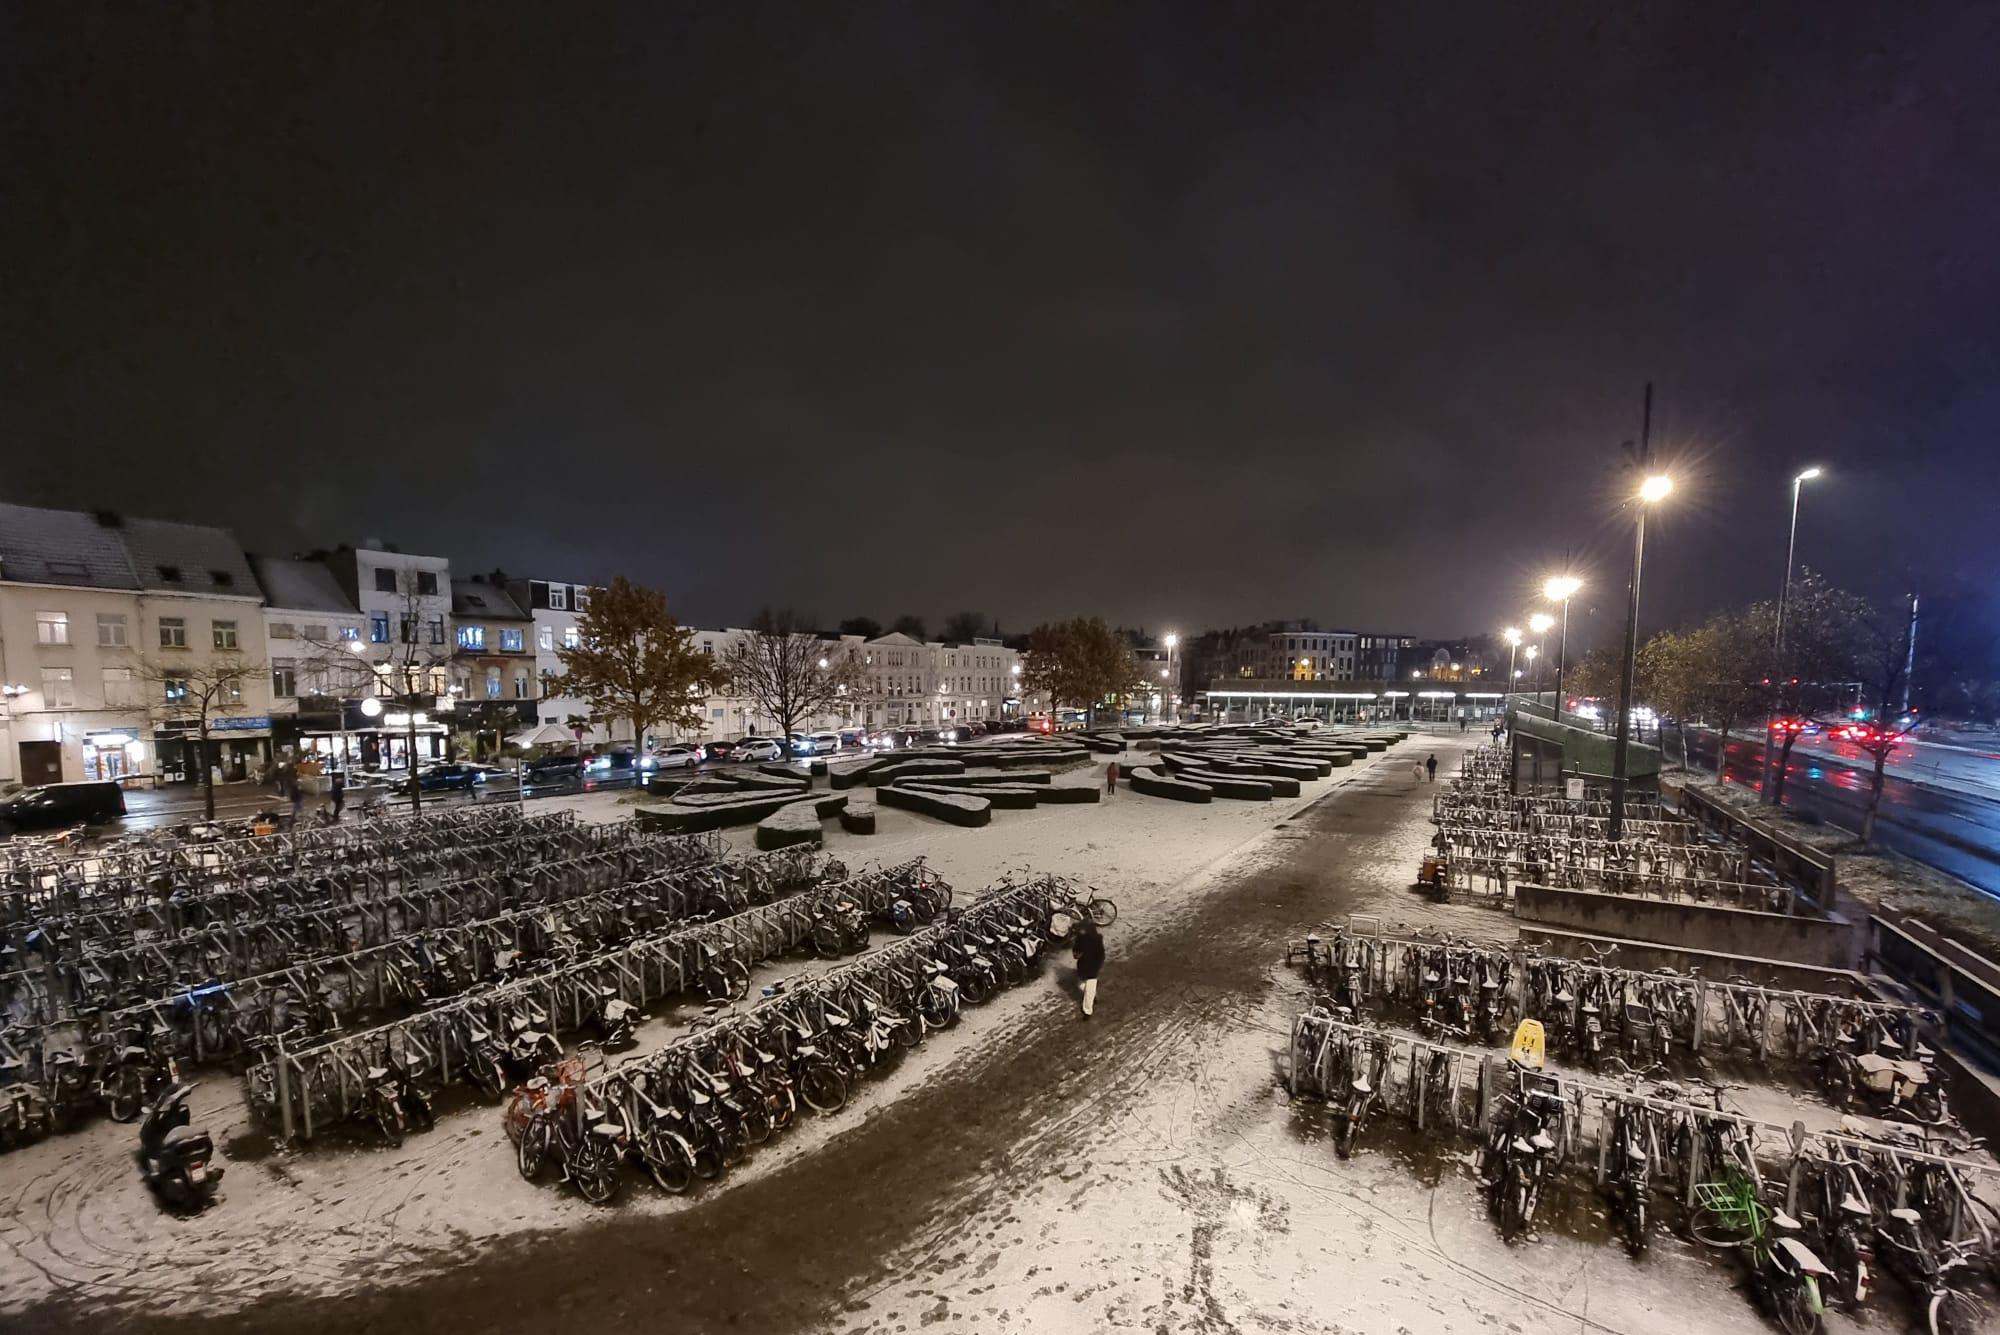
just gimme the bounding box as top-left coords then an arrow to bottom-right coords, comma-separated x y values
1287,923 -> 1940,1064
250,855 -> 935,1142
1288,1009 -> 1999,1249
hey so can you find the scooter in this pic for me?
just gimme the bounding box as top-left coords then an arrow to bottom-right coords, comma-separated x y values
136,1082 -> 224,1213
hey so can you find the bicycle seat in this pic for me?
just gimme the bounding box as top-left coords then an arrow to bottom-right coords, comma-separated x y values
1772,1210 -> 1803,1231
1775,1237 -> 1832,1276
366,1066 -> 389,1081
1838,1194 -> 1871,1217
1889,1206 -> 1922,1224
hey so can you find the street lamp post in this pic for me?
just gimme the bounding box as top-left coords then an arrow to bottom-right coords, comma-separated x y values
1524,644 -> 1540,697
1765,467 -> 1823,799
1610,471 -> 1675,840
1543,576 -> 1582,717
1527,614 -> 1554,710
1503,628 -> 1521,703
1163,633 -> 1179,723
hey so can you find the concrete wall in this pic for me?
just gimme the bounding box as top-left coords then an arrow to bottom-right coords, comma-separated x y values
1514,883 -> 1861,969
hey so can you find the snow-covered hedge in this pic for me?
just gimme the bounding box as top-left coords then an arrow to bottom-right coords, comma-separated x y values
838,794 -> 877,835
901,781 -> 1042,810
755,798 -> 827,851
1174,769 -> 1276,800
867,759 -> 966,786
1033,784 -> 1102,804
1126,766 -> 1213,803
878,784 -> 992,827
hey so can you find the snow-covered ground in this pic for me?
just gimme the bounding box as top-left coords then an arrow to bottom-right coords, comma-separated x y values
6,730 -> 1959,1334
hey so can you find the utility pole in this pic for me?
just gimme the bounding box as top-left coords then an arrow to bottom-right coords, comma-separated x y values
1610,384 -> 1658,843
1901,593 -> 1918,715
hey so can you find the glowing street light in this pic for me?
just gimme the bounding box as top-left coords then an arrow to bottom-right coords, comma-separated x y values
1503,626 -> 1523,699
1638,473 -> 1674,504
1542,575 -> 1583,716
1612,384 -> 1672,839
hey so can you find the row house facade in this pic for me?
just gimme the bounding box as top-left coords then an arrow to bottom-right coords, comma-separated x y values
0,504 -> 275,789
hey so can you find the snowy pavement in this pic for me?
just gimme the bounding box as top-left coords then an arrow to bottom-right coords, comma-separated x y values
2,729 -> 1857,1335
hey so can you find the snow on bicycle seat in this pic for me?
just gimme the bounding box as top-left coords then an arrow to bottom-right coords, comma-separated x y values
1839,1195 -> 1871,1217
366,1066 -> 389,1081
1349,1074 -> 1371,1094
1530,1130 -> 1555,1152
589,1118 -> 623,1137
1890,1207 -> 1922,1224
825,1013 -> 850,1028
1775,1237 -> 1831,1275
1625,1143 -> 1647,1162
1771,1210 -> 1804,1231
1510,1136 -> 1534,1154
754,1049 -> 777,1065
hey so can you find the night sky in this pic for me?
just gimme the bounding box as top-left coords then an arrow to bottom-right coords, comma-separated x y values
5,4 -> 1997,653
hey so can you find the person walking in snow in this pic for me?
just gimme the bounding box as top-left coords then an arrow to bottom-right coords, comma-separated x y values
1425,754 -> 1438,783
1105,759 -> 1119,794
1073,920 -> 1105,1018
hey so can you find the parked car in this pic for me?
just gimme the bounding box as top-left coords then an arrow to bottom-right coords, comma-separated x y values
735,738 -> 786,762
808,731 -> 841,755
414,763 -> 484,793
698,739 -> 736,763
987,718 -> 1023,734
523,754 -> 584,785
638,745 -> 699,771
837,728 -> 869,750
937,725 -> 975,744
0,780 -> 126,836
868,729 -> 914,751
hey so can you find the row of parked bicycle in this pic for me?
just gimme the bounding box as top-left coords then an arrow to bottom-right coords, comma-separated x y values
1291,1007 -> 1996,1335
1287,926 -> 1953,1131
506,876 -> 1083,1204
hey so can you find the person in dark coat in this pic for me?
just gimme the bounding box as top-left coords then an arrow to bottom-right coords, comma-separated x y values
1073,921 -> 1105,1018
1105,760 -> 1119,794
1425,754 -> 1438,782
330,770 -> 346,822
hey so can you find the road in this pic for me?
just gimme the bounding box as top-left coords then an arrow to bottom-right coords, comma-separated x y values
1672,725 -> 2000,898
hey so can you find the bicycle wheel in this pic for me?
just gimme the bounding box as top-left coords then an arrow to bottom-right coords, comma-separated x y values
638,1129 -> 695,1194
1687,1205 -> 1754,1249
1087,898 -> 1117,927
571,1139 -> 621,1205
1932,1289 -> 1984,1335
737,1099 -> 774,1146
1774,1278 -> 1821,1335
516,1117 -> 551,1182
799,1062 -> 847,1114
918,986 -> 957,1031
957,970 -> 992,1006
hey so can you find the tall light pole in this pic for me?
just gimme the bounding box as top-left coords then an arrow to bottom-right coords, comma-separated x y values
1543,575 -> 1582,717
1164,633 -> 1179,722
1528,614 -> 1554,709
1764,467 -> 1823,799
1523,644 -> 1540,697
1610,470 -> 1674,840
1503,627 -> 1521,701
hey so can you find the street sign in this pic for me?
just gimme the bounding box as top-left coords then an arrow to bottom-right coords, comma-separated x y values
1566,777 -> 1585,800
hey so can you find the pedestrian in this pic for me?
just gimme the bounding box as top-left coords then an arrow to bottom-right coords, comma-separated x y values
1106,759 -> 1119,794
1073,920 -> 1105,1018
288,771 -> 306,825
1459,717 -> 1467,734
1425,754 -> 1438,783
330,769 -> 346,823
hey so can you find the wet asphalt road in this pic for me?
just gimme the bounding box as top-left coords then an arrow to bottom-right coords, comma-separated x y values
1673,726 -> 2000,899
16,745 -> 1447,1335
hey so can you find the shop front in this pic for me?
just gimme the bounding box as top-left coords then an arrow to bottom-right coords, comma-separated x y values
80,729 -> 145,782
153,715 -> 273,786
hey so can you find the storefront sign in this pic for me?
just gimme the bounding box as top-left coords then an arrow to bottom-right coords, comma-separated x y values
210,715 -> 273,732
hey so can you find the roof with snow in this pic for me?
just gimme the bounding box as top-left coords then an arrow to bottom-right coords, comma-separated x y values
0,502 -> 141,589
250,554 -> 357,613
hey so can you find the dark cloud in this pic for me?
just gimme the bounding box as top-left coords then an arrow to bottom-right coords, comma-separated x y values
4,3 -> 1996,653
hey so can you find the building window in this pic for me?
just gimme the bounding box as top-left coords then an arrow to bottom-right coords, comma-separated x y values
40,666 -> 76,708
340,624 -> 360,642
458,625 -> 486,650
158,617 -> 187,649
374,567 -> 397,593
301,623 -> 328,642
400,616 -> 421,644
97,613 -> 127,647
162,675 -> 189,705
157,565 -> 182,583
370,612 -> 390,643
548,585 -> 567,610
562,626 -> 580,649
416,571 -> 439,596
221,677 -> 243,705
212,619 -> 239,650
273,661 -> 297,697
101,667 -> 136,707
270,621 -> 296,640
501,628 -> 524,652
428,616 -> 445,645
485,667 -> 502,699
513,670 -> 530,699
35,611 -> 69,645
573,589 -> 590,610
538,626 -> 554,651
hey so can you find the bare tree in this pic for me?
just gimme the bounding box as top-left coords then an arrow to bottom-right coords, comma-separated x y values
726,609 -> 861,743
1851,594 -> 1928,845
131,654 -> 267,820
354,571 -> 460,811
